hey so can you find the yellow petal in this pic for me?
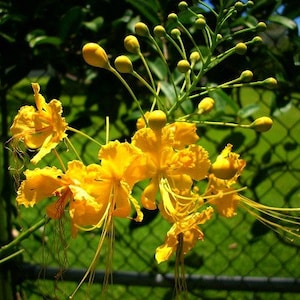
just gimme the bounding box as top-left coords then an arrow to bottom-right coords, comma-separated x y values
141,178 -> 159,210
168,145 -> 211,180
10,84 -> 68,164
16,167 -> 63,207
165,122 -> 199,149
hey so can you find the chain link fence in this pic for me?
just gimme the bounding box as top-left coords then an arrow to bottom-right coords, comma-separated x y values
6,78 -> 300,300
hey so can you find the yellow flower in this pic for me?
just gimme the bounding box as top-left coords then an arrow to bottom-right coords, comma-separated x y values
168,144 -> 210,180
16,167 -> 63,208
97,140 -> 152,220
205,174 -> 240,217
155,206 -> 214,263
206,173 -> 300,242
132,121 -> 210,210
167,122 -> 199,150
16,161 -> 107,237
10,83 -> 68,164
210,144 -> 246,180
204,145 -> 245,217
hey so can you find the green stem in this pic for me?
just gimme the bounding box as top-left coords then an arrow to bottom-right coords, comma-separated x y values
67,126 -> 103,147
0,217 -> 49,260
138,51 -> 156,92
148,35 -> 179,103
0,249 -> 24,264
189,119 -> 252,129
108,66 -> 145,119
65,137 -> 83,162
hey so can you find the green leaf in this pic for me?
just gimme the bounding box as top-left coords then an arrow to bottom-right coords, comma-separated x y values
126,0 -> 160,25
269,15 -> 297,30
147,57 -> 168,80
83,16 -> 104,32
160,81 -> 178,105
208,88 -> 239,114
237,103 -> 260,119
29,36 -> 62,48
59,6 -> 83,40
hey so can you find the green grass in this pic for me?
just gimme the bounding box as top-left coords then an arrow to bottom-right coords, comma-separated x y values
4,80 -> 300,299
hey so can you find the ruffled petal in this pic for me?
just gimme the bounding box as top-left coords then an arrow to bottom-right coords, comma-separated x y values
16,167 -> 63,207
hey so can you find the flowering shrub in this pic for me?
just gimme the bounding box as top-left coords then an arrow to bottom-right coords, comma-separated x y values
5,1 -> 300,299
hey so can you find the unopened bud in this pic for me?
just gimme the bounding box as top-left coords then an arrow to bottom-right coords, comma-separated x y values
198,97 -> 215,114
252,36 -> 263,45
256,22 -> 267,32
168,13 -> 178,23
211,144 -> 245,180
82,43 -> 109,69
148,110 -> 167,131
177,60 -> 191,73
217,34 -> 223,42
211,159 -> 238,180
263,77 -> 277,89
124,35 -> 140,54
154,25 -> 166,38
235,42 -> 247,55
251,117 -> 273,132
240,70 -> 253,82
114,55 -> 133,73
247,1 -> 254,8
190,51 -> 201,63
178,1 -> 188,11
171,28 -> 181,38
135,22 -> 150,37
234,1 -> 244,11
195,17 -> 206,30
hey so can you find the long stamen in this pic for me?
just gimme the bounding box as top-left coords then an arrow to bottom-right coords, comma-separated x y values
240,203 -> 300,242
69,203 -> 113,299
74,203 -> 111,232
239,195 -> 300,239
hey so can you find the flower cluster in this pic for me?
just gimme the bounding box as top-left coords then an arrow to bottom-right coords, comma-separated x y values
8,1 -> 300,298
11,87 -> 244,260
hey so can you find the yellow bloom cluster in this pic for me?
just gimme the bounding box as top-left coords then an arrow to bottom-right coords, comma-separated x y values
11,86 -> 247,263
8,2 -> 300,297
10,83 -> 68,164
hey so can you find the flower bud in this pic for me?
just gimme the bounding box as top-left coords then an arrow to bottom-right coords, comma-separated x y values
114,55 -> 133,73
198,97 -> 215,114
235,42 -> 247,55
153,25 -> 166,38
256,21 -> 267,32
168,13 -> 178,23
135,22 -> 150,37
211,159 -> 238,180
250,117 -> 273,132
195,17 -> 206,30
211,144 -> 245,180
263,77 -> 277,89
171,28 -> 181,38
234,1 -> 244,11
177,60 -> 191,73
217,34 -> 223,42
178,1 -> 188,11
148,110 -> 167,131
82,43 -> 109,69
252,36 -> 263,45
124,35 -> 140,54
190,51 -> 201,63
240,70 -> 253,82
136,112 -> 150,129
246,1 -> 254,8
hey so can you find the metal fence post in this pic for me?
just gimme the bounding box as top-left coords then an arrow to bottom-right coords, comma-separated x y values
0,89 -> 14,300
